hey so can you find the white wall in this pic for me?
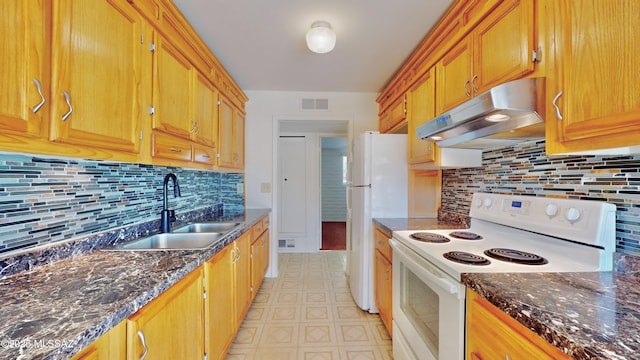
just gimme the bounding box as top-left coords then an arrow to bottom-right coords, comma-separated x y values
243,90 -> 379,275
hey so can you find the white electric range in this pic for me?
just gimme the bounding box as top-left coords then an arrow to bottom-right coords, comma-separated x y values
389,192 -> 617,360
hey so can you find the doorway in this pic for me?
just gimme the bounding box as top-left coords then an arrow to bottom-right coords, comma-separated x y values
275,119 -> 350,253
320,137 -> 348,250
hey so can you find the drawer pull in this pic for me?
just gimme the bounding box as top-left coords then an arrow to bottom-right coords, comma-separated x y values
169,147 -> 182,153
552,91 -> 563,120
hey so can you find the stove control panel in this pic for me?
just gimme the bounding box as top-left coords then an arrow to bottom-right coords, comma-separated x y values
469,193 -> 616,249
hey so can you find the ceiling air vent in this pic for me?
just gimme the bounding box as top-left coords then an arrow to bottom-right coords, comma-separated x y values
302,98 -> 329,111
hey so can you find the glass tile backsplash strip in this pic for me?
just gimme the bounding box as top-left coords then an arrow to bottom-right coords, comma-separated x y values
441,140 -> 640,255
0,152 -> 244,255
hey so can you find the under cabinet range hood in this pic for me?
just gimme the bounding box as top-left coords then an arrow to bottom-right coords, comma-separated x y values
417,78 -> 546,149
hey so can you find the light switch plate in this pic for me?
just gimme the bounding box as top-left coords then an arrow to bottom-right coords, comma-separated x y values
261,182 -> 271,193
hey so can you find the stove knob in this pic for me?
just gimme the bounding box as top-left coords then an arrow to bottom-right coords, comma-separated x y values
474,198 -> 482,208
483,198 -> 493,208
545,203 -> 559,217
566,207 -> 581,222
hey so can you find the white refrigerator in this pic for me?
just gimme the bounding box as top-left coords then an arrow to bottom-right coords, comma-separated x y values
347,131 -> 408,313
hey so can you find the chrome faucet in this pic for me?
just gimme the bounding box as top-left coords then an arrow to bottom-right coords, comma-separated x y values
161,173 -> 181,233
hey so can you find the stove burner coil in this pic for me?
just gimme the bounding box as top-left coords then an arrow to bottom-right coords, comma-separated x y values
449,231 -> 483,240
443,251 -> 491,265
484,248 -> 548,265
409,232 -> 450,243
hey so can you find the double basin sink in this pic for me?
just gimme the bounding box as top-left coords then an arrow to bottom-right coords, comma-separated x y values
109,222 -> 242,251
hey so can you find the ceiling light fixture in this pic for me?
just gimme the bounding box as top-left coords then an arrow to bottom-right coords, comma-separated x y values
306,21 -> 336,54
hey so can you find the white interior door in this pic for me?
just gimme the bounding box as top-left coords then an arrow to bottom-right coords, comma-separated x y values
278,137 -> 307,246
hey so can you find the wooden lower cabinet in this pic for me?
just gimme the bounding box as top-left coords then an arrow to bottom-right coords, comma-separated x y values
466,289 -> 571,360
373,225 -> 392,336
234,231 -> 252,330
205,243 -> 236,360
250,217 -> 270,300
127,267 -> 204,360
70,321 -> 126,360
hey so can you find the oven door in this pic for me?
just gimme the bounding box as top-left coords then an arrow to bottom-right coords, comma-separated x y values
390,238 -> 466,360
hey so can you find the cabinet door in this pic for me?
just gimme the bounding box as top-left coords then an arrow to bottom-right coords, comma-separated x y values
233,111 -> 245,169
436,38 -> 473,113
217,95 -> 235,168
127,268 -> 204,360
194,73 -> 218,148
71,321 -> 126,360
205,244 -> 235,360
408,68 -> 437,164
473,0 -> 536,93
374,250 -> 392,336
387,96 -> 407,130
546,0 -> 640,154
467,289 -> 570,359
50,0 -> 143,153
234,232 -> 251,330
152,35 -> 194,140
261,229 -> 270,274
0,1 -> 47,138
250,236 -> 263,299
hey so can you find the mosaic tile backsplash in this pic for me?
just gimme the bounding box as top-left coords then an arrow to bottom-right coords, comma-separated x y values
0,152 -> 244,255
441,140 -> 640,255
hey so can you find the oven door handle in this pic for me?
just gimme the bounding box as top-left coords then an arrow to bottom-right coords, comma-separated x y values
390,238 -> 464,298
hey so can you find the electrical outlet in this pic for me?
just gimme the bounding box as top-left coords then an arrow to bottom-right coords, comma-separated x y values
261,182 -> 271,193
236,183 -> 244,193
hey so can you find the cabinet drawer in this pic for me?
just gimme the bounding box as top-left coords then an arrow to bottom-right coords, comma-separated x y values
152,131 -> 192,162
252,216 -> 268,240
193,143 -> 216,165
374,226 -> 392,261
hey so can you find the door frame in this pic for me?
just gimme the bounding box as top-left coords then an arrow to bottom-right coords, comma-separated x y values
271,115 -> 352,265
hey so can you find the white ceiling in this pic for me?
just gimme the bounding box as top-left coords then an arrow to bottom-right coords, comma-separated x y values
172,0 -> 454,93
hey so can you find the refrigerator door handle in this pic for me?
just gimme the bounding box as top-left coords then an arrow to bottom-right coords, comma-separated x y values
349,184 -> 371,188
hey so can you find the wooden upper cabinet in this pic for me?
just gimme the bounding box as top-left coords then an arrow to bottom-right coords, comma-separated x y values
436,38 -> 473,113
545,0 -> 640,154
408,68 -> 437,164
194,73 -> 219,148
472,0 -> 535,93
152,35 -> 194,140
49,0 -> 143,154
437,0 -> 536,113
234,111 -> 245,168
217,95 -> 234,168
0,1 -> 48,139
217,94 -> 244,170
380,95 -> 407,133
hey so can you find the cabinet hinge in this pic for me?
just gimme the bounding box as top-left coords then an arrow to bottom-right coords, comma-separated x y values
149,105 -> 155,115
149,42 -> 156,52
217,99 -> 221,106
250,286 -> 253,293
531,47 -> 542,62
139,130 -> 143,140
216,153 -> 221,159
203,290 -> 207,300
140,35 -> 144,44
204,354 -> 208,360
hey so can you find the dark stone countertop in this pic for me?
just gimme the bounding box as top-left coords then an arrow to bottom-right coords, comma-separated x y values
463,262 -> 640,360
375,216 -> 640,359
0,208 -> 270,360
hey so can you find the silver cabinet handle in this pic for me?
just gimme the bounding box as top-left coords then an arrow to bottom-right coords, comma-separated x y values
552,90 -> 563,120
471,74 -> 478,94
137,330 -> 149,360
32,78 -> 46,113
61,90 -> 73,121
169,147 -> 182,153
464,80 -> 471,97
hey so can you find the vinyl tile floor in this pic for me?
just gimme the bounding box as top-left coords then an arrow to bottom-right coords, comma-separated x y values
226,251 -> 393,360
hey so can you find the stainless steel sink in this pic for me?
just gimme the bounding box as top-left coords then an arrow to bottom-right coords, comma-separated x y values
172,222 -> 241,234
108,232 -> 224,251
